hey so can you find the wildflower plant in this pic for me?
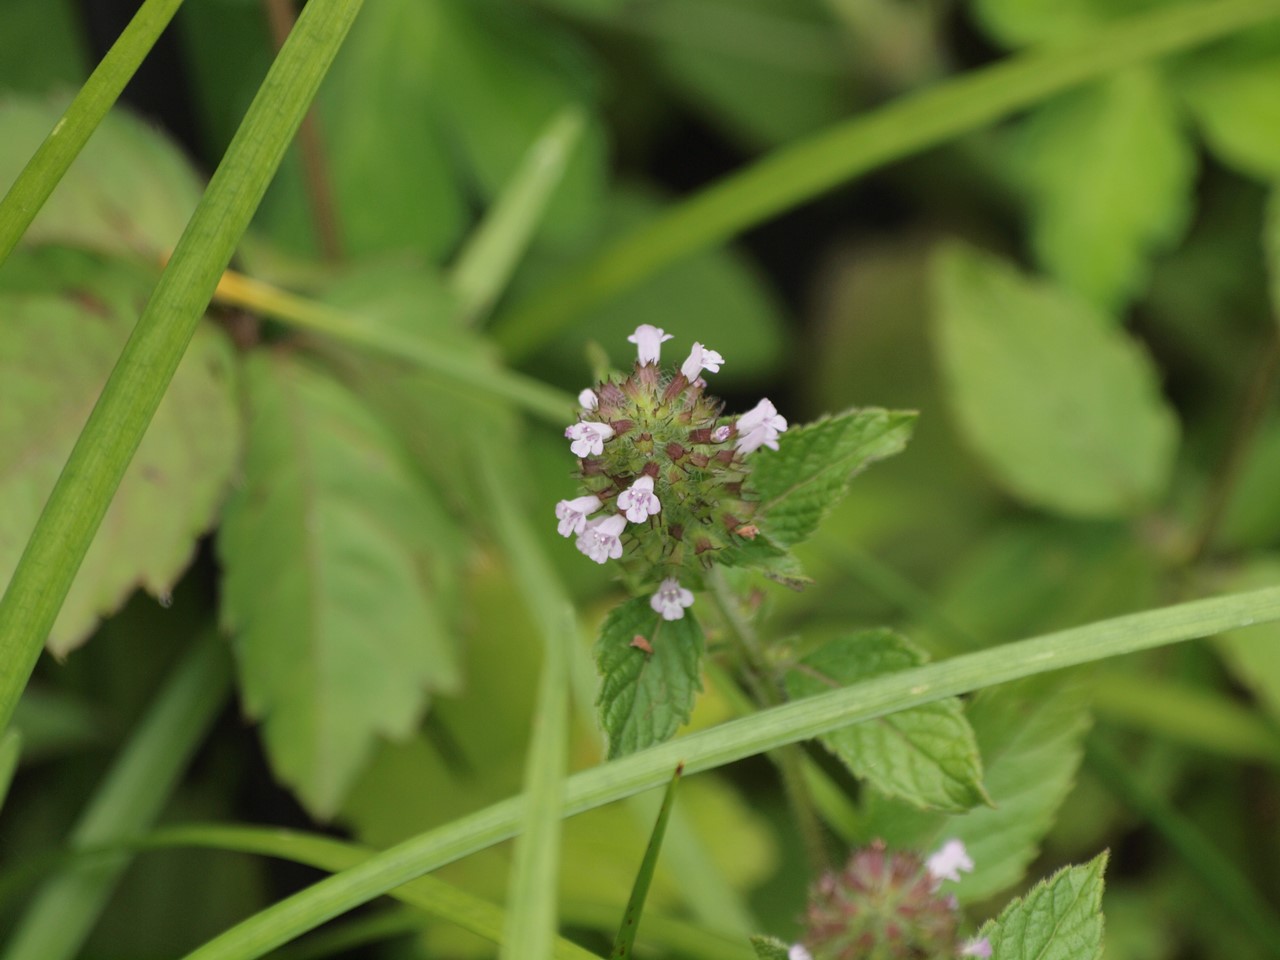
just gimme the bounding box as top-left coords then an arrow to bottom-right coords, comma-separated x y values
557,325 -> 915,756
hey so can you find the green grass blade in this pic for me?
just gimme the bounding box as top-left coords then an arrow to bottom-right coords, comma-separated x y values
492,0 -> 1280,359
2,634 -> 231,960
179,585 -> 1280,960
0,0 -> 365,737
0,0 -> 184,267
451,106 -> 587,326
478,445 -> 574,960
269,909 -> 425,960
1088,738 -> 1280,954
0,731 -> 19,813
611,764 -> 682,959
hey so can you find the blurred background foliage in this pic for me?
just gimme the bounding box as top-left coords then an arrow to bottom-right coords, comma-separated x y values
1,0 -> 1279,957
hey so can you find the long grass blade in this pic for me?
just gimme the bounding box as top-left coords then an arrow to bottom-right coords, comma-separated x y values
611,764 -> 682,959
493,0 -> 1280,359
451,106 -> 587,326
0,0 -> 185,267
2,635 -> 231,960
179,585 -> 1280,960
0,0 -> 365,737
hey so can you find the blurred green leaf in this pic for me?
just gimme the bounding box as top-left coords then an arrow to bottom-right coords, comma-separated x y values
1268,183 -> 1280,320
973,0 -> 1165,47
1176,32 -> 1280,180
0,0 -> 84,92
596,597 -> 705,759
10,685 -> 104,761
0,730 -> 18,812
749,934 -> 791,960
785,630 -> 986,812
0,264 -> 239,655
652,0 -> 849,148
1011,68 -> 1194,311
1215,557 -> 1280,726
977,853 -> 1108,960
219,352 -> 461,818
0,96 -> 204,260
518,188 -> 789,386
434,0 -> 604,245
865,674 -> 1092,902
751,409 -> 917,547
933,243 -> 1178,518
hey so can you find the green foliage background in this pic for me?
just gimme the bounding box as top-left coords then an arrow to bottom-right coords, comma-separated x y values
1,0 -> 1280,958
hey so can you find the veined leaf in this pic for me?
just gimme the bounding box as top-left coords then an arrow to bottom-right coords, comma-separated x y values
933,243 -> 1178,518
864,674 -> 1092,902
976,853 -> 1108,960
1012,68 -> 1194,312
219,352 -> 461,818
0,96 -> 203,260
785,631 -> 986,812
596,597 -> 705,759
0,264 -> 239,655
750,408 -> 916,547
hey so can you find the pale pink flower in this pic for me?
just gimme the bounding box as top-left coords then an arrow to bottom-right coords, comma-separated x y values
575,514 -> 626,564
735,397 -> 788,454
617,475 -> 661,523
788,946 -> 813,960
711,425 -> 731,443
680,342 -> 724,382
926,839 -> 974,885
565,421 -> 615,457
554,495 -> 602,538
578,388 -> 599,410
961,937 -> 992,958
649,577 -> 694,620
627,324 -> 673,364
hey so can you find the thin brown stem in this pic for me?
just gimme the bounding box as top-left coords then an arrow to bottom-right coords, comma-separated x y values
262,0 -> 344,261
1187,330 -> 1280,564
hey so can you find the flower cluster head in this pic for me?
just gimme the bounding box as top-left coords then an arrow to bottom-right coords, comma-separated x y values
788,840 -> 990,960
553,325 -> 790,621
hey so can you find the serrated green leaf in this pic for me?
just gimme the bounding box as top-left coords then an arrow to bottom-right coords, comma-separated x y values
933,243 -> 1178,518
1012,68 -> 1194,311
715,534 -> 811,589
219,352 -> 461,818
0,267 -> 239,655
785,630 -> 986,812
977,852 -> 1108,960
749,934 -> 791,960
751,408 -> 916,547
1176,33 -> 1280,180
0,96 -> 204,260
864,674 -> 1092,902
1215,558 -> 1280,726
596,597 -> 705,759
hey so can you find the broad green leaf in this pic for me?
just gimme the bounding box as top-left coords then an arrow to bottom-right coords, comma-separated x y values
1215,558 -> 1280,726
219,352 -> 461,818
0,97 -> 204,260
433,0 -> 604,244
786,631 -> 986,812
0,265 -> 239,655
1176,33 -> 1280,180
653,0 -> 848,148
933,244 -> 1178,518
1012,68 -> 1194,311
864,674 -> 1093,902
596,597 -> 705,759
749,935 -> 791,960
977,853 -> 1108,960
715,534 -> 811,590
751,408 -> 916,547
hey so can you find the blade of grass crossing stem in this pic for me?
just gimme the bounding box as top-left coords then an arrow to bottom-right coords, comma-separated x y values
177,586 -> 1280,960
0,0 -> 364,738
2,635 -> 231,960
612,765 -> 683,959
270,909 -> 426,960
451,107 -> 587,326
0,731 -> 19,813
477,444 -> 574,960
209,268 -> 575,425
1087,738 -> 1280,954
0,0 -> 184,267
492,0 -> 1280,359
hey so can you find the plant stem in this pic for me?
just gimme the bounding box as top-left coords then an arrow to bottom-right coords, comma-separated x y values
708,570 -> 830,875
